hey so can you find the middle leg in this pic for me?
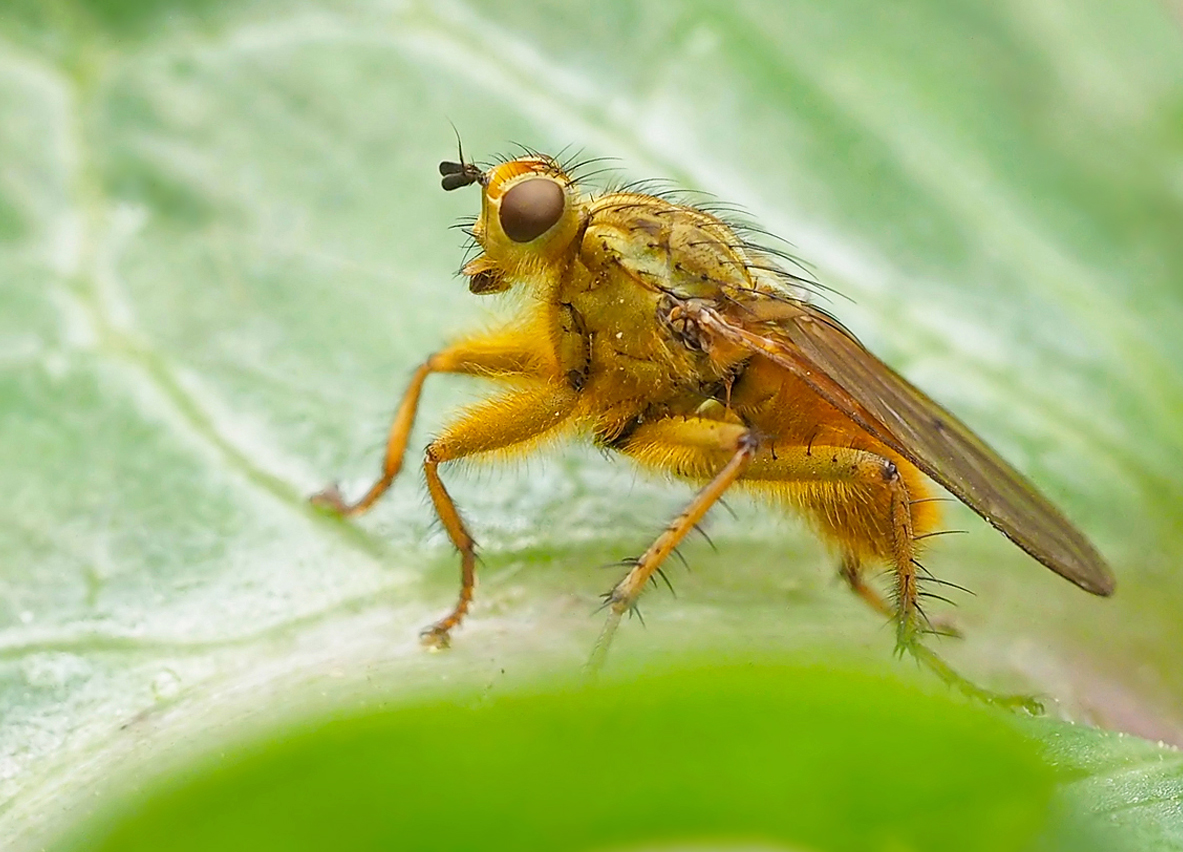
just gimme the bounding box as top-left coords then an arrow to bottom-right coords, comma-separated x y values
590,417 -> 758,671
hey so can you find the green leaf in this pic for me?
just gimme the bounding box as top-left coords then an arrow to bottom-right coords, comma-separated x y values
1034,719 -> 1183,850
50,664 -> 1063,852
2,0 -> 1182,848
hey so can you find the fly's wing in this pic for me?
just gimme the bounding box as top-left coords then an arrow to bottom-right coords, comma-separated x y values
683,298 -> 1115,595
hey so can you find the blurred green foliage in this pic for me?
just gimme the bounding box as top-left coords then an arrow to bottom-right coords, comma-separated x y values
56,665 -> 1062,852
1,0 -> 1182,848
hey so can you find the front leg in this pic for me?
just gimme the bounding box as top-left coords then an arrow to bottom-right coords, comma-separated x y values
312,328 -> 555,516
416,382 -> 580,647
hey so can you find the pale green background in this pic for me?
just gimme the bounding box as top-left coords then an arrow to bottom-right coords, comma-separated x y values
1,0 -> 1182,846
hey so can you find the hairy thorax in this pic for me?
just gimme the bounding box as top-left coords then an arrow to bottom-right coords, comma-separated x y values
554,193 -> 754,439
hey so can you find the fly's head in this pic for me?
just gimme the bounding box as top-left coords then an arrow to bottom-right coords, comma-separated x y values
439,154 -> 583,295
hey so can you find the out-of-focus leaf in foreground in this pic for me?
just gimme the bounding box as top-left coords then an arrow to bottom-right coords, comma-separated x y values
1,0 -> 1182,848
52,665 -> 1061,852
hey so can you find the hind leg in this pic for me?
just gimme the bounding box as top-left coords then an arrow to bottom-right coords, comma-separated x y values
839,553 -> 962,638
839,552 -> 894,617
752,444 -> 1036,711
826,500 -> 1037,711
604,422 -> 1039,710
609,423 -> 932,650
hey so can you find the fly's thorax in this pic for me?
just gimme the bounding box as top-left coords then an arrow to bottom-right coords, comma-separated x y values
462,157 -> 588,295
555,193 -> 757,396
579,193 -> 758,300
559,269 -> 746,414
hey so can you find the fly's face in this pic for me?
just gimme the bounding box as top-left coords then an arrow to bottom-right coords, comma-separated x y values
439,155 -> 585,294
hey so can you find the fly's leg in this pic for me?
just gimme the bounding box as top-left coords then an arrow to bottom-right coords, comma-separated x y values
790,452 -> 1037,711
601,420 -> 1040,710
840,553 -> 962,638
827,461 -> 1038,712
310,358 -> 433,515
605,420 -> 929,658
833,480 -> 1037,710
311,330 -> 553,516
907,644 -> 1041,713
416,383 -> 578,648
589,419 -> 757,672
838,553 -> 893,618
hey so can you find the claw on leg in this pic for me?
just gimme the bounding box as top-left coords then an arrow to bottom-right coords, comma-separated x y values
586,608 -> 623,678
899,635 -> 1044,714
309,483 -> 354,515
419,623 -> 453,650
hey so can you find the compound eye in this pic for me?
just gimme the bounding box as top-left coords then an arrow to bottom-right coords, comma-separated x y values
499,178 -> 565,243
